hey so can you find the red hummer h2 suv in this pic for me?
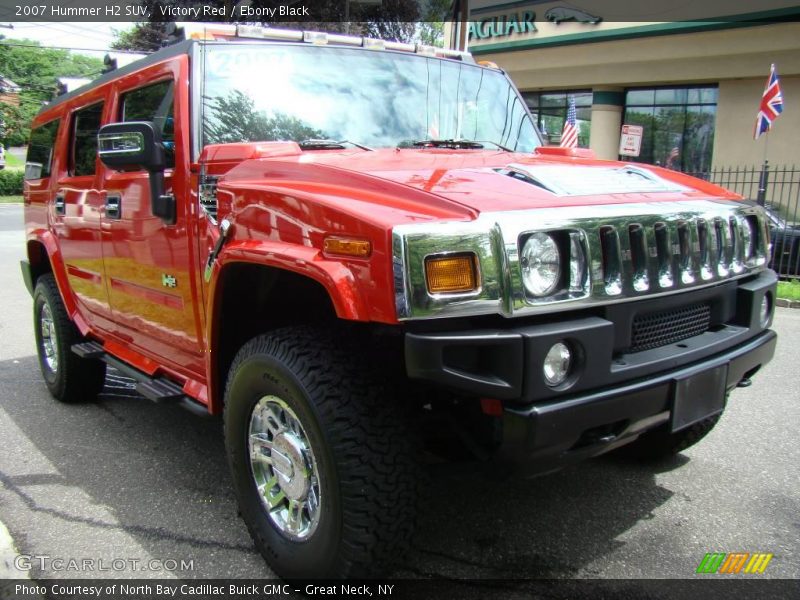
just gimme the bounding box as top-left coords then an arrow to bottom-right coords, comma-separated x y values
21,23 -> 777,578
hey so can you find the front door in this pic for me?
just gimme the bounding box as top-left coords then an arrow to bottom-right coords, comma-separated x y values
99,63 -> 205,377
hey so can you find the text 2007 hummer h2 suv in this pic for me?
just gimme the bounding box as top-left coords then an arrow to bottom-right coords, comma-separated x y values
22,23 -> 776,578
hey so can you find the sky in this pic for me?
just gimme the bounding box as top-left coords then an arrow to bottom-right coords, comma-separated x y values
0,22 -> 138,59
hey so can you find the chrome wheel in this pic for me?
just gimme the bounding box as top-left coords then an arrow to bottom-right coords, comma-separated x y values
248,396 -> 321,540
40,303 -> 59,373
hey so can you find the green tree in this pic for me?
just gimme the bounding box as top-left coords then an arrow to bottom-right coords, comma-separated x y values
0,38 -> 103,146
0,102 -> 28,147
111,22 -> 170,52
204,90 -> 324,144
417,0 -> 453,47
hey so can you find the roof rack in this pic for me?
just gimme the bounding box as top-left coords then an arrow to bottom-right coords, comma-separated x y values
103,52 -> 148,74
166,22 -> 474,62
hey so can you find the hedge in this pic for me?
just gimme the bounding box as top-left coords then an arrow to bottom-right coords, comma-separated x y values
0,169 -> 24,195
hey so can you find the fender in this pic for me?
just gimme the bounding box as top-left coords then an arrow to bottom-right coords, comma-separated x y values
203,240 -> 371,413
26,229 -> 91,336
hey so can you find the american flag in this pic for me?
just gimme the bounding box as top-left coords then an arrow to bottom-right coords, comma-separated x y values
754,64 -> 784,140
560,95 -> 578,148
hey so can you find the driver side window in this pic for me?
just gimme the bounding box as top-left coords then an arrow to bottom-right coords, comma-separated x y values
120,80 -> 175,168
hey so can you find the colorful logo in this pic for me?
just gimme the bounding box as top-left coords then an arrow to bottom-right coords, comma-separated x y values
696,552 -> 774,574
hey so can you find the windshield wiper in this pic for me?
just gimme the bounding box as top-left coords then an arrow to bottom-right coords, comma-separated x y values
298,139 -> 374,151
474,140 -> 515,152
403,139 -> 514,152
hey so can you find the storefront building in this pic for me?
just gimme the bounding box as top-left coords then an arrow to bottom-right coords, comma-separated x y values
455,0 -> 800,174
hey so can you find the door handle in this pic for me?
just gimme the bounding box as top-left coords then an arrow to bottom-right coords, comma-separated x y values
106,195 -> 122,219
54,194 -> 65,215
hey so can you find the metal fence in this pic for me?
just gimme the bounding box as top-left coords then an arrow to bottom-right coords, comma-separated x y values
688,162 -> 800,278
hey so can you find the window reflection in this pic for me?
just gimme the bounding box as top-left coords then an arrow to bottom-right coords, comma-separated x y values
201,44 -> 540,152
522,90 -> 592,147
622,86 -> 718,175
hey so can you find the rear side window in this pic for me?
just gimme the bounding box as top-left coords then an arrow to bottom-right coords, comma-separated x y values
72,102 -> 104,177
121,80 -> 175,167
25,119 -> 60,180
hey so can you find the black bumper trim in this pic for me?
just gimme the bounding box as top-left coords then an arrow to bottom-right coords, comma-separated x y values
405,270 -> 777,402
497,329 -> 776,469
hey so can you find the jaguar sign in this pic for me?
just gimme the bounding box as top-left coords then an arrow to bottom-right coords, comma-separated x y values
468,5 -> 603,41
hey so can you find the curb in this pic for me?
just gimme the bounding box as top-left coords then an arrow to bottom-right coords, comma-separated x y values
0,518 -> 27,579
776,298 -> 800,309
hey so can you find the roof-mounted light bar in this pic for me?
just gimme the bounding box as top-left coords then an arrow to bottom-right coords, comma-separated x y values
168,22 -> 474,62
237,25 -> 302,41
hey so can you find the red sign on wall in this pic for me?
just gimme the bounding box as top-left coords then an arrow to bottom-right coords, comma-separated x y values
619,125 -> 644,157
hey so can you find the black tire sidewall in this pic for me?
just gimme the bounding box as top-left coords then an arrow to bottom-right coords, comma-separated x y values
224,350 -> 342,579
33,281 -> 66,394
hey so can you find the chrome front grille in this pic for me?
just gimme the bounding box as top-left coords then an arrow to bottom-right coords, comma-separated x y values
593,213 -> 760,299
392,200 -> 770,320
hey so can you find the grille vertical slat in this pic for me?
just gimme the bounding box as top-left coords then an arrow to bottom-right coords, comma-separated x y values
696,219 -> 714,281
676,220 -> 695,284
653,222 -> 674,288
713,217 -> 729,277
599,226 -> 622,296
729,216 -> 745,274
628,223 -> 649,292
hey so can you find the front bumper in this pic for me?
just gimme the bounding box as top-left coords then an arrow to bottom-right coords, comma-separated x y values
405,270 -> 777,469
498,329 -> 775,470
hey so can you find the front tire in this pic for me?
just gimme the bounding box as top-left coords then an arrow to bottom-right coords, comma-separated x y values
224,327 -> 417,578
33,274 -> 106,403
619,413 -> 722,460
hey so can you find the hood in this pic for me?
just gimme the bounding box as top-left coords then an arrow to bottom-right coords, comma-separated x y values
278,148 -> 741,213
212,144 -> 742,219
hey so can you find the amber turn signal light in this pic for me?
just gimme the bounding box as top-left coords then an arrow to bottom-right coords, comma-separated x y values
323,237 -> 372,258
425,254 -> 479,294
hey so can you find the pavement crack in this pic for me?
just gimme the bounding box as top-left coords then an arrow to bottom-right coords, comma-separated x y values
0,470 -> 254,554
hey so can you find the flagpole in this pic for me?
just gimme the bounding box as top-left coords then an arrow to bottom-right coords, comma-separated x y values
757,130 -> 769,206
755,62 -> 782,206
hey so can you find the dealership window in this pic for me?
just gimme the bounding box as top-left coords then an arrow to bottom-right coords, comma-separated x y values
622,86 -> 718,174
522,90 -> 592,147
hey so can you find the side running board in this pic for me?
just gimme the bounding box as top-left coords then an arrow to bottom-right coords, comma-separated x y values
71,341 -> 203,411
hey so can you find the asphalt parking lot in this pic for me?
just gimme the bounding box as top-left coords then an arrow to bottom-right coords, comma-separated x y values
0,203 -> 798,585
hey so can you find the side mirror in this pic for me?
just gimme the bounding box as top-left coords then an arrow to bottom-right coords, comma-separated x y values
98,121 -> 164,171
97,121 -> 175,224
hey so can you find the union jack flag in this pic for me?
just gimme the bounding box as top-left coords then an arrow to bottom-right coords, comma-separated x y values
560,95 -> 578,148
754,64 -> 783,140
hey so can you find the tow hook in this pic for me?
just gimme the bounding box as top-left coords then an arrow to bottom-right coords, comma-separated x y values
737,378 -> 753,388
204,218 -> 233,282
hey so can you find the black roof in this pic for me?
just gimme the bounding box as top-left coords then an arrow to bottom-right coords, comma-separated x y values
39,40 -> 194,114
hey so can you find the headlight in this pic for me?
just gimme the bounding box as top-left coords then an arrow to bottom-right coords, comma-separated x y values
521,232 -> 561,296
741,217 -> 757,259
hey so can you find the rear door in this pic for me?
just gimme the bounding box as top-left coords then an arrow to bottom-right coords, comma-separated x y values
53,95 -> 114,327
24,118 -> 61,238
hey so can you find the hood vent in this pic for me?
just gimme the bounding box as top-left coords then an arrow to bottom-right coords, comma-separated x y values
498,164 -> 690,197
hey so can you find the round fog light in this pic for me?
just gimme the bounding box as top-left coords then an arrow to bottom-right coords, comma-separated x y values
759,294 -> 771,327
543,342 -> 572,387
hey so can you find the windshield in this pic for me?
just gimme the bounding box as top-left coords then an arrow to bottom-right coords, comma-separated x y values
200,43 -> 540,152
